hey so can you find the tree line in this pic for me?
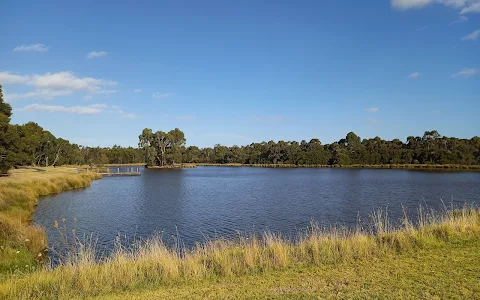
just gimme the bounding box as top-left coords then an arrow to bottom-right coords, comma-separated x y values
1,84 -> 479,174
179,131 -> 480,166
138,128 -> 480,167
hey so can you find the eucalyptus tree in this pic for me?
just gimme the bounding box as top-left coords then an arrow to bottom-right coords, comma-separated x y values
0,84 -> 13,173
139,128 -> 186,166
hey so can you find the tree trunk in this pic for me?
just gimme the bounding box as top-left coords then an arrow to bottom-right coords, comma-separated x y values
52,148 -> 61,166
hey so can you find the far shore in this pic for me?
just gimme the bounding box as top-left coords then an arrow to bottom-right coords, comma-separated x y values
79,163 -> 480,171
196,163 -> 480,170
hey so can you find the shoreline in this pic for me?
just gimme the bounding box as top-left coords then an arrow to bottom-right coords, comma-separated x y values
0,167 -> 102,277
79,162 -> 480,171
1,205 -> 478,299
196,163 -> 480,170
146,163 -> 196,169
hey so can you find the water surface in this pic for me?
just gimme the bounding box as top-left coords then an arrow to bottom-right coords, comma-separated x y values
34,167 -> 480,253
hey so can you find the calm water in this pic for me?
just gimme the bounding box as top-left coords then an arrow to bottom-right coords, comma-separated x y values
34,167 -> 480,253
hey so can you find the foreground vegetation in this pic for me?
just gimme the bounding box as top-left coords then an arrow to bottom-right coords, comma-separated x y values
94,235 -> 480,299
0,204 -> 478,299
0,167 -> 101,277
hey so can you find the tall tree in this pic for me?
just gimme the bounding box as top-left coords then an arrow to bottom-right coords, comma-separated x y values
0,84 -> 13,174
139,128 -> 186,166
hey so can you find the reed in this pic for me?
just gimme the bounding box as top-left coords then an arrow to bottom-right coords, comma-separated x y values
1,204 -> 478,300
0,167 -> 101,276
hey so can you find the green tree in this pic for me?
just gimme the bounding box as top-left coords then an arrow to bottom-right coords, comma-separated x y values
138,128 -> 186,166
0,84 -> 13,174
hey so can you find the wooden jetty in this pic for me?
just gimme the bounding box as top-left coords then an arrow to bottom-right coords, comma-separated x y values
99,167 -> 141,176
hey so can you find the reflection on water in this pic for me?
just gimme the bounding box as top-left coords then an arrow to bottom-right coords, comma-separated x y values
34,167 -> 480,254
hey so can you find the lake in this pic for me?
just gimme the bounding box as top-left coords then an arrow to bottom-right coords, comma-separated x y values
34,167 -> 480,254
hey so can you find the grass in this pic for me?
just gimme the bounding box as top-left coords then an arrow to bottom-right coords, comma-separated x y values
0,167 -> 102,277
94,235 -> 480,299
0,204 -> 478,299
197,163 -> 480,170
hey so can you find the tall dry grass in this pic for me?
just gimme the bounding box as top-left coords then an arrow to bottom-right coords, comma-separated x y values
1,204 -> 478,300
0,168 -> 102,275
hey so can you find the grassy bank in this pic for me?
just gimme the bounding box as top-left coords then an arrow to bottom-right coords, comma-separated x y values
0,205 -> 478,299
94,235 -> 480,299
197,163 -> 480,170
0,167 -> 102,277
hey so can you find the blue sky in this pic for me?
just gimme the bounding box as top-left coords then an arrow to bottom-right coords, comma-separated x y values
1,0 -> 479,147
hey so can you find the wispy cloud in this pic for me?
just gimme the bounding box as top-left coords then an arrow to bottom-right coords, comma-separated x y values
176,115 -> 193,120
365,108 -> 379,113
367,118 -> 377,124
87,51 -> 108,59
460,2 -> 480,13
152,92 -> 175,99
451,68 -> 478,78
391,0 -> 480,14
0,71 -> 117,99
109,106 -> 139,119
462,29 -> 480,41
408,72 -> 421,79
450,15 -> 469,25
13,44 -> 48,52
255,115 -> 285,121
119,112 -> 138,119
134,89 -> 142,93
17,103 -> 107,114
416,25 -> 429,31
5,89 -> 73,101
391,0 -> 434,10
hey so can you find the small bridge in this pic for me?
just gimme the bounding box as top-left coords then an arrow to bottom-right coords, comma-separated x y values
88,167 -> 141,176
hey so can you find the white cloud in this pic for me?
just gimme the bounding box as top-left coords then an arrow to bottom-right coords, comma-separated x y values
120,113 -> 138,119
176,115 -> 193,120
368,118 -> 377,124
0,71 -> 117,99
451,68 -> 478,77
460,1 -> 480,12
17,103 -> 107,114
134,89 -> 142,93
13,44 -> 48,52
365,108 -> 379,113
450,15 -> 469,25
408,72 -> 421,79
5,89 -> 73,101
254,115 -> 285,121
0,72 -> 30,84
391,0 -> 433,10
391,0 -> 480,13
462,29 -> 480,40
108,106 -> 139,119
152,92 -> 175,99
87,51 -> 108,59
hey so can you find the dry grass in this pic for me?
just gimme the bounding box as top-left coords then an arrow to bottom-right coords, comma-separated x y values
0,167 -> 101,276
0,204 -> 478,300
